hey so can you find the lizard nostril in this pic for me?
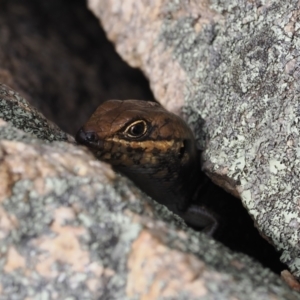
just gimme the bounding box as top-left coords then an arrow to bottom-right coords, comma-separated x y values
85,132 -> 97,142
76,128 -> 98,144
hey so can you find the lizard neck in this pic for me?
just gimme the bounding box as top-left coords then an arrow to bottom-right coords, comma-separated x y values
115,149 -> 204,214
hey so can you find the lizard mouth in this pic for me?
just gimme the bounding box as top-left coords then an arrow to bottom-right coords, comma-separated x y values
75,127 -> 104,150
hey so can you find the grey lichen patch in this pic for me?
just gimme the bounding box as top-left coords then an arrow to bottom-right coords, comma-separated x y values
0,83 -> 70,142
0,158 -> 143,299
160,0 -> 300,277
0,119 -> 41,145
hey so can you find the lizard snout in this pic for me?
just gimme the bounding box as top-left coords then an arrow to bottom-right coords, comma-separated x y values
75,128 -> 103,150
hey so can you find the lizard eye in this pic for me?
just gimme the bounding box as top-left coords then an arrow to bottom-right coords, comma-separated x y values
125,120 -> 148,138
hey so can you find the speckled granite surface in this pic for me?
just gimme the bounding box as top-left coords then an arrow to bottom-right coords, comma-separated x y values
0,83 -> 298,298
88,0 -> 300,280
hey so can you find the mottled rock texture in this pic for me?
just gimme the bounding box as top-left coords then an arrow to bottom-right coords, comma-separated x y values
88,0 -> 300,279
0,84 -> 298,298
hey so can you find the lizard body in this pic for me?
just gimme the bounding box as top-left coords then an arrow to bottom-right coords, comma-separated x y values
76,100 -> 217,234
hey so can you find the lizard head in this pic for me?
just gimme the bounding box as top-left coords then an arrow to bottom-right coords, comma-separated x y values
76,100 -> 217,234
76,99 -> 197,169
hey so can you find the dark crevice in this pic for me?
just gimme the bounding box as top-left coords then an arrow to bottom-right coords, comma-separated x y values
195,178 -> 287,274
0,0 -> 154,135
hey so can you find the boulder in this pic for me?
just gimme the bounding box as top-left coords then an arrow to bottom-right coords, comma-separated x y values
0,82 -> 297,298
88,0 -> 300,280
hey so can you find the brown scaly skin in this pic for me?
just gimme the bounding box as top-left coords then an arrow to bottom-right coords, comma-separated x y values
76,100 -> 218,235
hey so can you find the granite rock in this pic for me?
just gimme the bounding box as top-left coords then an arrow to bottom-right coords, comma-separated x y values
0,83 -> 298,297
88,0 -> 300,280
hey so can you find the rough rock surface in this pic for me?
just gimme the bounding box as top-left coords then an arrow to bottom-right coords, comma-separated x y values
0,85 -> 298,297
88,0 -> 300,279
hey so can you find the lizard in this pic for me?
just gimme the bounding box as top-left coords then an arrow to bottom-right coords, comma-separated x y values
76,99 -> 218,235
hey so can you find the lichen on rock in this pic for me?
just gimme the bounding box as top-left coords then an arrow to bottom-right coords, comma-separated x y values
0,80 -> 298,298
88,0 -> 300,281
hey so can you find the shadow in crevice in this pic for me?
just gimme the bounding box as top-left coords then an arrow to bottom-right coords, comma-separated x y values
195,177 -> 286,274
0,0 -> 154,135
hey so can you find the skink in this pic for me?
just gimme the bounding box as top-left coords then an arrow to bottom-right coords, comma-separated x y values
76,100 -> 217,235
